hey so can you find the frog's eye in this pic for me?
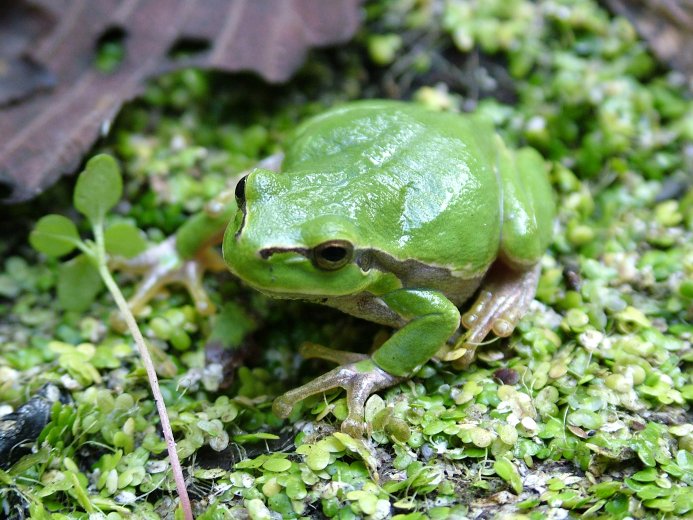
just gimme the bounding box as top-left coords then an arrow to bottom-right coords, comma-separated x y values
312,240 -> 354,271
235,175 -> 248,206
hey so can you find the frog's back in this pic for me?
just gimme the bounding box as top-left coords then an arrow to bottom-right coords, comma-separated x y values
282,100 -> 502,278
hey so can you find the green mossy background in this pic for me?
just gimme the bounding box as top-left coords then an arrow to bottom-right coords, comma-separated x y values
1,0 -> 692,518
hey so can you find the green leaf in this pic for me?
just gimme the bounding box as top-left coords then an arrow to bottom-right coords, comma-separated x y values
28,502 -> 50,520
232,432 -> 278,443
104,222 -> 147,258
674,487 -> 693,515
332,432 -> 378,478
262,456 -> 292,473
235,455 -> 268,469
285,475 -> 307,500
58,255 -> 103,311
632,467 -> 658,482
74,154 -> 122,225
209,302 -> 257,349
9,449 -> 50,476
676,449 -> 693,472
68,471 -> 95,513
643,498 -> 675,512
303,445 -> 331,471
493,457 -> 523,494
589,480 -> 621,499
29,215 -> 80,257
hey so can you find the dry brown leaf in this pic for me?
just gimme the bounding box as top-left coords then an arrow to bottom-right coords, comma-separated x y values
0,0 -> 361,202
604,0 -> 693,80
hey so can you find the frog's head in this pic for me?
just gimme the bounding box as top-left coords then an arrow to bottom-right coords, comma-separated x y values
223,168 -> 376,299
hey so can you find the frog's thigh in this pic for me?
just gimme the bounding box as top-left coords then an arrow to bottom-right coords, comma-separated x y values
497,142 -> 554,266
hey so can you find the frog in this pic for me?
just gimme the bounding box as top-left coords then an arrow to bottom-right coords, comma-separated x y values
119,100 -> 555,436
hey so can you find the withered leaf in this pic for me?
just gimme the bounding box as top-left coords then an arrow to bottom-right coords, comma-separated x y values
0,2 -> 56,106
604,0 -> 693,80
0,0 -> 361,202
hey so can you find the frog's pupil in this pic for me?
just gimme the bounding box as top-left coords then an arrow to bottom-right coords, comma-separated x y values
235,176 -> 247,204
320,246 -> 346,262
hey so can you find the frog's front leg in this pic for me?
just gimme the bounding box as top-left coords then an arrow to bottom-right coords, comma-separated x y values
452,261 -> 540,368
110,234 -> 227,316
113,153 -> 285,316
273,289 -> 460,436
111,204 -> 232,317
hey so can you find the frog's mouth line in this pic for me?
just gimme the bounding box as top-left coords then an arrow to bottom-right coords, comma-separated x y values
258,246 -> 309,260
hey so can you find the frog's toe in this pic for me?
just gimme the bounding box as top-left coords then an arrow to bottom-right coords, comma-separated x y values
272,360 -> 402,435
272,394 -> 296,419
341,415 -> 367,437
454,263 -> 541,367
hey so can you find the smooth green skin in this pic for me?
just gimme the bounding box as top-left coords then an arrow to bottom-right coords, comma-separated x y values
217,100 -> 555,378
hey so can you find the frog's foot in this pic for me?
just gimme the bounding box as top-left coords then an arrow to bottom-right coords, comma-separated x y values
273,358 -> 403,436
110,236 -> 226,317
453,263 -> 540,368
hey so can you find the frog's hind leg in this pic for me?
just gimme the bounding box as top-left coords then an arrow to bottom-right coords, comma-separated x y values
446,141 -> 554,367
453,261 -> 540,367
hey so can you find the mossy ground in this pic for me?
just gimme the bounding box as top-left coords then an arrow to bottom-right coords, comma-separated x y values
1,1 -> 692,518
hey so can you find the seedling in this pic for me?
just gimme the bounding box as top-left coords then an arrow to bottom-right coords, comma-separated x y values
30,155 -> 193,520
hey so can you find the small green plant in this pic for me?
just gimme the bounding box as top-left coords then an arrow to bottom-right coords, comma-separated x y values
30,156 -> 147,311
30,154 -> 193,519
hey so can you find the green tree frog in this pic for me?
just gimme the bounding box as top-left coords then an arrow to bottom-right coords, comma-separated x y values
124,100 -> 555,435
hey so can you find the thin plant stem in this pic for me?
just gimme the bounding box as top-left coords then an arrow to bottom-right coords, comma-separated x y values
92,223 -> 193,520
